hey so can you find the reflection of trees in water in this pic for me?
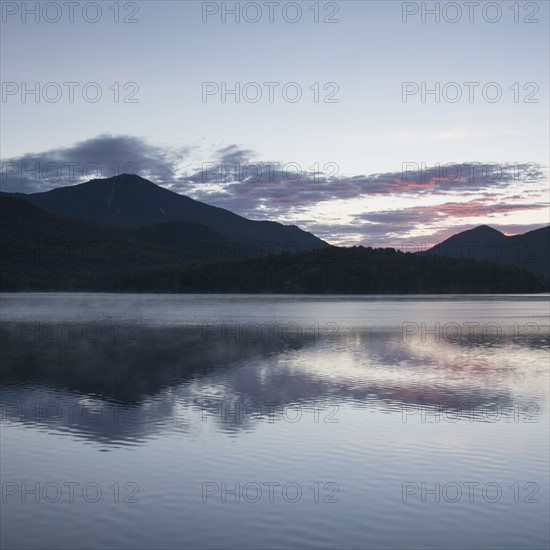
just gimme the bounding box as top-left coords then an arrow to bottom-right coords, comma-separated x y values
0,324 -> 546,443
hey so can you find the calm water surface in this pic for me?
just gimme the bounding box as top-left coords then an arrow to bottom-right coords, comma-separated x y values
1,294 -> 549,550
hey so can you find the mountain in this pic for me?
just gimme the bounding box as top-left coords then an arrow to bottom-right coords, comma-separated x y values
7,173 -> 327,252
1,196 -> 545,293
421,225 -> 550,279
2,192 -> 547,294
0,195 -> 241,290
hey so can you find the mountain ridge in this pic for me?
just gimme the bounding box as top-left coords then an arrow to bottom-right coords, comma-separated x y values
1,184 -> 548,292
6,173 -> 327,252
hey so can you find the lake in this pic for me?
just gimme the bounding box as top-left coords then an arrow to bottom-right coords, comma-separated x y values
1,294 -> 549,550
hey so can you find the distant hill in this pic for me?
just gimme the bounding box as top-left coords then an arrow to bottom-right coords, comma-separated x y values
6,173 -> 327,253
0,195 -> 240,290
421,225 -> 550,279
112,246 -> 547,294
1,193 -> 547,294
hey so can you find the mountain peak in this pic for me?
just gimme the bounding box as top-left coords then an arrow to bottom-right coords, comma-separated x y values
110,173 -> 151,181
422,223 -> 549,278
89,173 -> 158,187
471,224 -> 504,236
434,224 -> 505,246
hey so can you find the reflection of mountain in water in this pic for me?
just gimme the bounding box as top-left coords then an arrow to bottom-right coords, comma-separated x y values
1,323 -> 548,445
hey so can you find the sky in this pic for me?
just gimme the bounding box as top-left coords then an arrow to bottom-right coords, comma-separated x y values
1,0 -> 549,247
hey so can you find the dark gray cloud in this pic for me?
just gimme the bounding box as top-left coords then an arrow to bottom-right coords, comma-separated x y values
177,147 -> 545,218
1,134 -> 190,193
217,145 -> 255,166
357,200 -> 548,226
3,136 -> 545,205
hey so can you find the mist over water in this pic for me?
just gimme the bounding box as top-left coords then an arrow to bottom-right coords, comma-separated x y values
1,294 -> 549,550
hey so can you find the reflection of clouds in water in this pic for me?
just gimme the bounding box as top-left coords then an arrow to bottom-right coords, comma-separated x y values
1,324 -> 548,443
193,330 -> 549,431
